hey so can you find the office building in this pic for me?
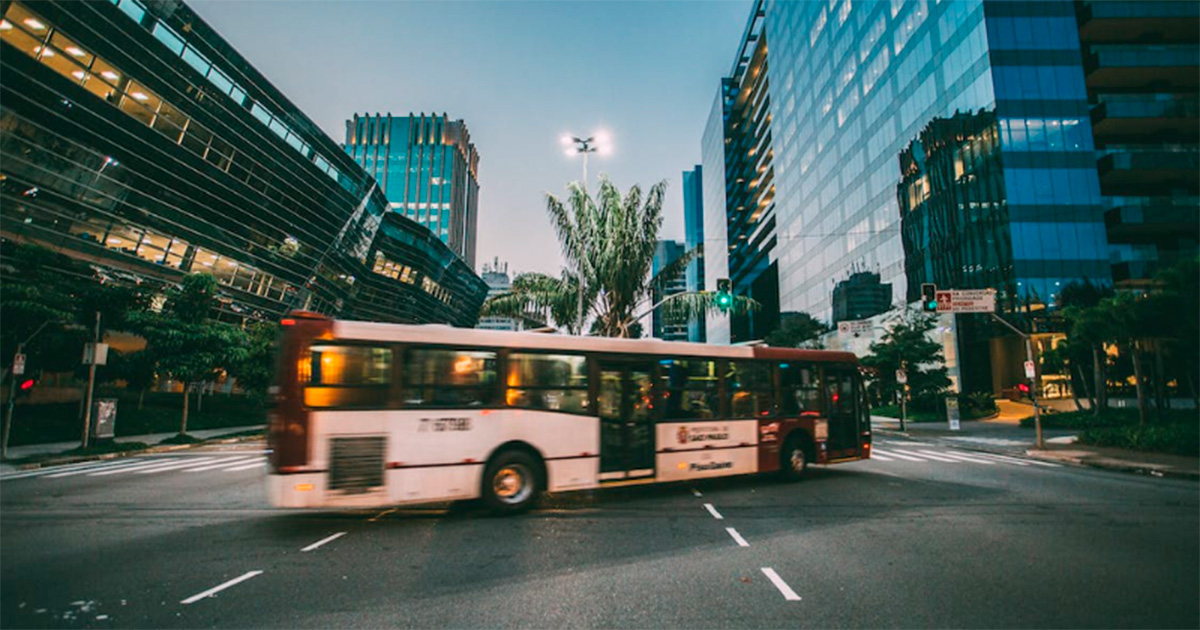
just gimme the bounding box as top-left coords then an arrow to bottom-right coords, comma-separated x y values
477,257 -> 521,331
682,165 -> 706,342
831,270 -> 892,324
0,0 -> 487,326
652,240 -> 688,341
345,113 -> 480,268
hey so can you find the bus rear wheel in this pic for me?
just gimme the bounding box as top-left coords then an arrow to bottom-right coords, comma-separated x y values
780,434 -> 810,482
482,450 -> 541,514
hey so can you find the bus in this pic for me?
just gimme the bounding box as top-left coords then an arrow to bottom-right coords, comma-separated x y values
268,313 -> 872,513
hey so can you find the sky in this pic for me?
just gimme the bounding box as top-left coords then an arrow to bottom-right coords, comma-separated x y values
190,0 -> 754,277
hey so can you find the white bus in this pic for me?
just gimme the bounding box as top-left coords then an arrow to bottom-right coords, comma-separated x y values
268,312 -> 872,513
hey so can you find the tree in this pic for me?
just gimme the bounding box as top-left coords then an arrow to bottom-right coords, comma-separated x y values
110,349 -> 157,410
483,176 -> 757,336
1058,279 -> 1115,415
765,312 -> 831,348
132,274 -> 247,435
231,320 -> 280,405
861,310 -> 950,409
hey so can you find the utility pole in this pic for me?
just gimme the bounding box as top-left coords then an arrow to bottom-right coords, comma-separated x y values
81,311 -> 100,450
990,312 -> 1043,449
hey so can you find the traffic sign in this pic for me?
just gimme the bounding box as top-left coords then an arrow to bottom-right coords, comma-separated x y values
12,353 -> 25,376
946,396 -> 960,431
837,319 -> 872,337
896,369 -> 907,384
1024,361 -> 1036,379
936,289 -> 996,313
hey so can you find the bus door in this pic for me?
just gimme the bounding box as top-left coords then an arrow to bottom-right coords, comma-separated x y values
597,361 -> 656,480
823,368 -> 861,458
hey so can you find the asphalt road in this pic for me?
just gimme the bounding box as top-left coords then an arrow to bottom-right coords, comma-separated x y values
2,438 -> 1196,629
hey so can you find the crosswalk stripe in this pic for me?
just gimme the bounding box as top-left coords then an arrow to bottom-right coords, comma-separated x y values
869,448 -> 926,462
90,457 -> 216,476
134,457 -> 223,474
225,460 -> 267,472
919,449 -> 995,465
894,449 -> 960,463
965,452 -> 1030,466
181,456 -> 263,472
867,452 -> 895,462
2,459 -> 146,480
981,452 -> 1062,467
44,458 -> 175,478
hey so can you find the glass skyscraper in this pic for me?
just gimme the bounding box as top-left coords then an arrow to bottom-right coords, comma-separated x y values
682,164 -> 706,342
345,113 -> 480,268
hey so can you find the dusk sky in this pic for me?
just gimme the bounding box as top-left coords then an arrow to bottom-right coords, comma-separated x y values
190,0 -> 754,277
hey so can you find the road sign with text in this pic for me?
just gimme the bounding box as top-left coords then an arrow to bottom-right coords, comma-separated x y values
935,289 -> 996,313
837,319 -> 872,337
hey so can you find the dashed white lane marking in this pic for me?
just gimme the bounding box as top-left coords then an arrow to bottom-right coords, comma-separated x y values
869,448 -> 925,462
135,457 -> 222,474
867,452 -> 895,461
895,449 -> 959,463
761,568 -> 801,601
182,456 -> 262,472
692,489 -> 703,497
726,527 -> 749,547
301,532 -> 346,552
703,503 -> 724,520
225,461 -> 267,472
180,570 -> 263,605
918,450 -> 995,465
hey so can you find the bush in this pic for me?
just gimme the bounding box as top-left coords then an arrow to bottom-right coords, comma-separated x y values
964,392 -> 999,417
1079,423 -> 1200,457
1019,408 -> 1195,430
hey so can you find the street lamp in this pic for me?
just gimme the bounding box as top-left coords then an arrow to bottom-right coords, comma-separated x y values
560,131 -> 612,190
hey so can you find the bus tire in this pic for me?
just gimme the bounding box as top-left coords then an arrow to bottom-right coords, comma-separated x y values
482,450 -> 541,514
780,433 -> 811,482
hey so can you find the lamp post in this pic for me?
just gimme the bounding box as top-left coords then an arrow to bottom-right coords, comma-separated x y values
559,131 -> 613,334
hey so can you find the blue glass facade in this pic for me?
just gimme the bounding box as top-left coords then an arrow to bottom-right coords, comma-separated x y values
651,239 -> 688,341
701,89 -> 731,344
682,165 -> 706,342
345,113 -> 480,268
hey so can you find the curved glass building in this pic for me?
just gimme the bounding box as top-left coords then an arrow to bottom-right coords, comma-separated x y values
0,0 -> 487,326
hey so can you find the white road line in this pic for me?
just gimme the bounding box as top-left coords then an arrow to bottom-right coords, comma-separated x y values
726,527 -> 749,547
1012,455 -> 1063,468
133,457 -> 221,474
919,450 -> 995,465
87,459 -> 203,476
703,503 -> 724,520
301,532 -> 347,552
761,568 -> 801,601
967,452 -> 1030,466
692,489 -> 702,497
869,448 -> 926,462
180,570 -> 263,605
225,461 -> 267,472
44,459 -> 175,478
182,457 -> 262,472
4,459 -> 147,480
896,450 -> 959,463
867,452 -> 895,461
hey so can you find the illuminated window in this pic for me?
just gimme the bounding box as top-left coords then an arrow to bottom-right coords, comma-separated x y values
506,353 -> 589,413
302,345 -> 392,409
404,348 -> 497,408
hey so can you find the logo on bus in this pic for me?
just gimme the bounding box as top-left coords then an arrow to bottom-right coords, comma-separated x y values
677,425 -> 731,445
688,461 -> 733,472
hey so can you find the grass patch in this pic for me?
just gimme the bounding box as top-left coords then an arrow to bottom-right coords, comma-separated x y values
872,404 -> 944,423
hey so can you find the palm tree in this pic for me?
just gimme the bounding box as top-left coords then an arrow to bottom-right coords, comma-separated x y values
482,175 -> 756,337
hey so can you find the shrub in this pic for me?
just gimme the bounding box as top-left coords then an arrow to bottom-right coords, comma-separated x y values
1079,423 -> 1200,457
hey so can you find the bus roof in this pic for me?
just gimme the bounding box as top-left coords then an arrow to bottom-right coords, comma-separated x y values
330,320 -> 859,364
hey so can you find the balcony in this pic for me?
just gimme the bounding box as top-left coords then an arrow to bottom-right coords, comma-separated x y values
1097,150 -> 1200,196
1084,46 -> 1200,91
1104,203 -> 1199,243
1090,96 -> 1200,146
1077,1 -> 1200,44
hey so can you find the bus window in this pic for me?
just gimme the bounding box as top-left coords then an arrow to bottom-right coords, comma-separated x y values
506,353 -> 589,413
301,344 -> 391,408
404,348 -> 498,407
728,361 -> 775,418
780,364 -> 822,417
658,359 -> 719,420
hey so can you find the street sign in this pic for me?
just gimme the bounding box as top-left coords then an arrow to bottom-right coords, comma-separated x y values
837,319 -> 872,337
82,343 -> 109,366
1024,360 -> 1036,379
896,369 -> 907,384
12,354 -> 25,376
936,289 -> 997,313
946,396 -> 961,431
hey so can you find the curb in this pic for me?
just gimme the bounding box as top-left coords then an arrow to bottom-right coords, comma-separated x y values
1022,449 -> 1200,481
3,432 -> 264,471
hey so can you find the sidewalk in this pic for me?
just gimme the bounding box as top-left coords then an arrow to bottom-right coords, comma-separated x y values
872,409 -> 1199,481
0,425 -> 265,473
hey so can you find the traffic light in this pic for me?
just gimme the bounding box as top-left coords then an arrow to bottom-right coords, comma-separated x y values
715,278 -> 732,310
16,378 -> 35,399
921,283 -> 938,312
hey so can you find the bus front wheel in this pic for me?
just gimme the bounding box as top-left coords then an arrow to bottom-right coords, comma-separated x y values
482,450 -> 541,514
780,434 -> 811,482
